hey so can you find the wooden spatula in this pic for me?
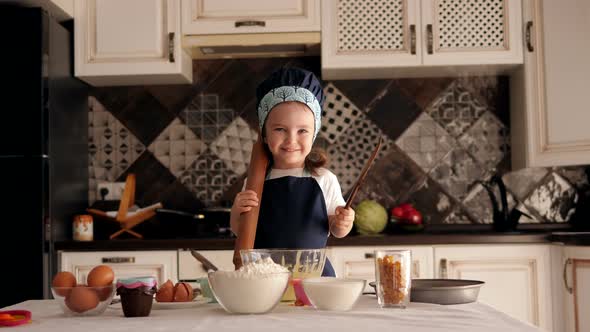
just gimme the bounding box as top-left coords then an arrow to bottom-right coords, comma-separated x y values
344,136 -> 383,209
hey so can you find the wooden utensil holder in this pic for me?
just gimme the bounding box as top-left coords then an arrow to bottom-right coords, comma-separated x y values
87,174 -> 162,239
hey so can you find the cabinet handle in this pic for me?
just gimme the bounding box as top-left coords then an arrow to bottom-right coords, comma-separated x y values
563,258 -> 573,294
525,21 -> 534,52
168,32 -> 175,63
102,257 -> 135,264
439,258 -> 448,279
426,24 -> 433,54
409,24 -> 416,55
365,253 -> 374,259
235,20 -> 266,28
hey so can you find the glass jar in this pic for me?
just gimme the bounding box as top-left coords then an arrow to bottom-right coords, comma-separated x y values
374,249 -> 411,308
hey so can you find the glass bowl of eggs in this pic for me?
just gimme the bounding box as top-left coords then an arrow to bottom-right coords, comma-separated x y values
51,265 -> 115,316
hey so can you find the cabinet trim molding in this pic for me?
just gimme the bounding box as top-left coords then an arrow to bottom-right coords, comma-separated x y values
573,259 -> 590,332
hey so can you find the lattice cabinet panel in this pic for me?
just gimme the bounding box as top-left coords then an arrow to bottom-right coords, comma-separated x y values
422,0 -> 522,65
336,0 -> 407,53
435,0 -> 507,51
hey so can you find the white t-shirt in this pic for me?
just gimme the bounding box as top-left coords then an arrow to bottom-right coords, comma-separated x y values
244,167 -> 346,216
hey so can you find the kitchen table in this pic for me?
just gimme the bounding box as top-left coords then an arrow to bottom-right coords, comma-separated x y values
2,295 -> 541,331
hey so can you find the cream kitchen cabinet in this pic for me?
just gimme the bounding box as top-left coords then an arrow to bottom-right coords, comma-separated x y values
58,250 -> 178,287
178,249 -> 234,281
560,246 -> 590,332
433,244 -> 553,331
327,246 -> 434,292
74,0 -> 192,86
181,0 -> 320,35
510,0 -> 590,168
321,0 -> 523,79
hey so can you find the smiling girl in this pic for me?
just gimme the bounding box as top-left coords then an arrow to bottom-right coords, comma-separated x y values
229,67 -> 355,277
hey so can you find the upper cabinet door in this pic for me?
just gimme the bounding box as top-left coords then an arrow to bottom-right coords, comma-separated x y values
421,0 -> 523,65
75,0 -> 192,86
181,0 -> 320,35
322,0 -> 422,79
510,0 -> 590,168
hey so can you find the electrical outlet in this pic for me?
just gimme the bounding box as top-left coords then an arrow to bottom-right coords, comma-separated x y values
96,182 -> 126,200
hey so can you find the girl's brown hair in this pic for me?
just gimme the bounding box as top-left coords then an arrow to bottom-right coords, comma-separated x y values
304,148 -> 328,175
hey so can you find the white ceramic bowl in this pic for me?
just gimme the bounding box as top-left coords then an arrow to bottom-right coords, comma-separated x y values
302,277 -> 366,311
208,270 -> 290,314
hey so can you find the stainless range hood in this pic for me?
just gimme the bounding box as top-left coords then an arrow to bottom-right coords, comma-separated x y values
182,32 -> 320,59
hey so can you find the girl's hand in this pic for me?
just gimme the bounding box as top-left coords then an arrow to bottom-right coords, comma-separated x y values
330,206 -> 355,238
231,190 -> 259,215
230,190 -> 259,235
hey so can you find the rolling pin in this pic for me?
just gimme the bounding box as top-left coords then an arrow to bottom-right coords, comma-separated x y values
233,132 -> 269,269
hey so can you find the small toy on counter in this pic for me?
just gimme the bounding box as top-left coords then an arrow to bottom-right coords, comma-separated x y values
0,310 -> 32,327
116,276 -> 157,317
389,203 -> 424,232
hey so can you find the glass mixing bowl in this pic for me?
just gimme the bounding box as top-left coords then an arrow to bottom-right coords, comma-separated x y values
240,248 -> 327,301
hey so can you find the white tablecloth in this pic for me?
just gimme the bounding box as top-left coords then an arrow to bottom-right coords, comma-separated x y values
3,296 -> 541,332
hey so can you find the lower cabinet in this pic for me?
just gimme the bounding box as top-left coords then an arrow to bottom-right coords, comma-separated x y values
328,246 -> 434,292
329,244 -> 553,331
433,245 -> 553,331
561,246 -> 590,332
58,250 -> 178,287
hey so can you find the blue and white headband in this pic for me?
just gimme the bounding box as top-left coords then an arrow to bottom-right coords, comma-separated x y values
257,86 -> 322,141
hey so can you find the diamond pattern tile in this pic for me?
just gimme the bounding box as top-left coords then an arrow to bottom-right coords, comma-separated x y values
462,182 -> 517,224
426,82 -> 487,138
524,172 -> 578,223
210,117 -> 258,176
396,112 -> 455,173
442,207 -> 473,224
352,145 -> 427,209
327,113 -> 394,193
406,177 -> 454,225
502,167 -> 549,200
459,111 -> 509,169
180,149 -> 239,206
88,96 -> 146,203
148,118 -> 206,178
87,58 -> 588,225
182,93 -> 236,143
429,148 -> 485,201
320,83 -> 363,144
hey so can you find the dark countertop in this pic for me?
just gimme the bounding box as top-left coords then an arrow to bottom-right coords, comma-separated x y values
54,231 -> 560,251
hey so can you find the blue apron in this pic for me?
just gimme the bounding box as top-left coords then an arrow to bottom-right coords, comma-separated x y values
254,171 -> 336,277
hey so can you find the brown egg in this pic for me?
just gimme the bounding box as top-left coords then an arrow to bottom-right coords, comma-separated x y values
87,265 -> 114,287
155,280 -> 174,302
173,282 -> 193,302
65,286 -> 99,313
95,284 -> 114,302
52,271 -> 77,297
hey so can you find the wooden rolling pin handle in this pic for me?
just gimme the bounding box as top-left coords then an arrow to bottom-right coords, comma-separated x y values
233,132 -> 268,269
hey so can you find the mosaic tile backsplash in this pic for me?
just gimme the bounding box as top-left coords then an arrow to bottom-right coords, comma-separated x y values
88,57 -> 590,228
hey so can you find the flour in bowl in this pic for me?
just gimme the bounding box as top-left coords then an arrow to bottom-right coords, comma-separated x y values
208,258 -> 290,314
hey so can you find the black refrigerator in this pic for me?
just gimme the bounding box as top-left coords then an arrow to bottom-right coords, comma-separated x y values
0,6 -> 88,307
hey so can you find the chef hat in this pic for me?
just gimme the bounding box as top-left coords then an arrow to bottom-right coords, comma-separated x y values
256,67 -> 325,141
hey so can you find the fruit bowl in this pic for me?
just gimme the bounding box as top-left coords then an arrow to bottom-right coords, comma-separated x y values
51,285 -> 114,316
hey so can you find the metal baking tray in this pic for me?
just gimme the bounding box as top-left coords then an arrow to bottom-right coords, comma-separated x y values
369,279 -> 485,305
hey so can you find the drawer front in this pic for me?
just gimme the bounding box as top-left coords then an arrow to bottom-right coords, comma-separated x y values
59,251 -> 178,286
178,250 -> 234,281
